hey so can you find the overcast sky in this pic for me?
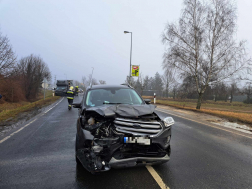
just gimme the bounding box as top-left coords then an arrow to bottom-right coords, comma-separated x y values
0,0 -> 251,85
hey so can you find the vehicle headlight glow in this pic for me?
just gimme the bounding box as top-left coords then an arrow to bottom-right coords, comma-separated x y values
163,117 -> 174,127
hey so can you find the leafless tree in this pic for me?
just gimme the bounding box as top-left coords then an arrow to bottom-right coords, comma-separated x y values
125,76 -> 136,87
212,83 -> 221,102
239,60 -> 252,82
87,74 -> 98,85
81,76 -> 87,85
172,84 -> 178,99
162,0 -> 251,109
0,31 -> 16,78
162,70 -> 176,97
17,54 -> 51,100
99,80 -> 106,85
81,76 -> 88,91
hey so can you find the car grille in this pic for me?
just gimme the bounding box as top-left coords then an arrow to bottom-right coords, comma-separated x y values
114,118 -> 163,136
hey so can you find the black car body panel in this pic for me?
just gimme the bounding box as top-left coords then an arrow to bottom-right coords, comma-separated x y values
75,85 -> 174,174
85,104 -> 156,118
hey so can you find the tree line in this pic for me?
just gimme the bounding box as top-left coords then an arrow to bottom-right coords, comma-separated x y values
128,71 -> 252,104
0,30 -> 51,102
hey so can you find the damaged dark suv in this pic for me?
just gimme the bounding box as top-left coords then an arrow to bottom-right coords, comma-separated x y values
72,84 -> 174,174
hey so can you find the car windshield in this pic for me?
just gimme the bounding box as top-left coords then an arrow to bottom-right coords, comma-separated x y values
86,88 -> 143,107
56,86 -> 67,91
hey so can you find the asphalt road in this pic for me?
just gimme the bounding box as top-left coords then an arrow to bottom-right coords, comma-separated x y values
0,96 -> 252,189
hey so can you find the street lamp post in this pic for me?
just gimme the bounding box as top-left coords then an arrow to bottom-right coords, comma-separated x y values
124,31 -> 132,82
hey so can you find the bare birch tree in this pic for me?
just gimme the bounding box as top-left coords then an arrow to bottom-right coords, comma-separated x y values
162,0 -> 251,109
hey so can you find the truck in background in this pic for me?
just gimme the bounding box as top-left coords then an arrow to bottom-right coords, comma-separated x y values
55,80 -> 73,96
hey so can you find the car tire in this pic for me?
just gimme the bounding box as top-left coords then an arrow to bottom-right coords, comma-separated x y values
75,134 -> 82,165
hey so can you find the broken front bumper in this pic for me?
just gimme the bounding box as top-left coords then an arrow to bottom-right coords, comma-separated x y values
109,154 -> 170,168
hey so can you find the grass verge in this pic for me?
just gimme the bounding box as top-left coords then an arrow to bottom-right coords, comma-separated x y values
155,99 -> 252,125
0,96 -> 60,122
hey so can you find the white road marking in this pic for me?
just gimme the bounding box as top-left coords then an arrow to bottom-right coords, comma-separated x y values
146,165 -> 169,189
156,108 -> 252,140
0,98 -> 64,144
44,97 -> 64,113
0,136 -> 10,143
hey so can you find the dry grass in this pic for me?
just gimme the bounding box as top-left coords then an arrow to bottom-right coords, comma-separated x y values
0,95 -> 60,122
0,90 -> 55,113
142,96 -> 252,125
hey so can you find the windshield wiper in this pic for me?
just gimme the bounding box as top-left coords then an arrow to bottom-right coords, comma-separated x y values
103,102 -> 123,104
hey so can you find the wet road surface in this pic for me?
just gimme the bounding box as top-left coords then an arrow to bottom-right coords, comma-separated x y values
0,96 -> 252,189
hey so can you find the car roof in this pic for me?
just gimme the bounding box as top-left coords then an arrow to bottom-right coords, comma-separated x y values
88,84 -> 131,90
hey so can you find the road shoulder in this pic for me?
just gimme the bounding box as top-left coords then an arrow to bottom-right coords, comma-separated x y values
0,97 -> 63,139
156,105 -> 252,139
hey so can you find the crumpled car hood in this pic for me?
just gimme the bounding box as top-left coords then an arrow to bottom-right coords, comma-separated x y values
86,104 -> 156,118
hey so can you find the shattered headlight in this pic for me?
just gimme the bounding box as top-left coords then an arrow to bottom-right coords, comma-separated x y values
163,117 -> 175,128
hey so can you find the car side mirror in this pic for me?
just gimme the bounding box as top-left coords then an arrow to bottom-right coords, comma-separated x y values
144,99 -> 151,104
72,103 -> 81,108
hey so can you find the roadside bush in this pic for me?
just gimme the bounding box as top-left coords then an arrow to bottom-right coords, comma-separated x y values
243,98 -> 252,104
0,75 -> 26,102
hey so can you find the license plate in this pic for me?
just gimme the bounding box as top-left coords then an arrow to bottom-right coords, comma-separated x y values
124,137 -> 151,145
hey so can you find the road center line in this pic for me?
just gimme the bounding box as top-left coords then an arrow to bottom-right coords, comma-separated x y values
146,165 -> 169,189
156,108 -> 252,140
0,98 -> 64,144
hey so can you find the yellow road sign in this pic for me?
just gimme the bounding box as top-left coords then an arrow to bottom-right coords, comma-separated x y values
131,65 -> 139,77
